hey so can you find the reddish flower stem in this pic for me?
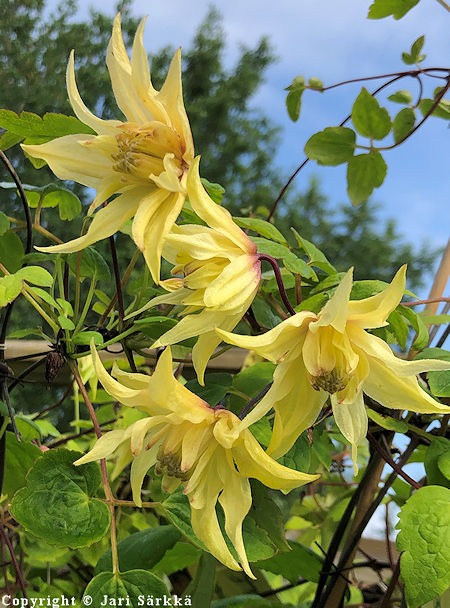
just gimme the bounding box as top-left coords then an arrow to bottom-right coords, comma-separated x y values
258,254 -> 296,316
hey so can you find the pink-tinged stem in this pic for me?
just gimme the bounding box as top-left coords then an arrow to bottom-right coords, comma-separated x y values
258,254 -> 296,316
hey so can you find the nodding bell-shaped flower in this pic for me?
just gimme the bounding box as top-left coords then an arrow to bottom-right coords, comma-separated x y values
216,266 -> 450,473
74,344 -> 318,577
22,14 -> 194,283
127,156 -> 261,385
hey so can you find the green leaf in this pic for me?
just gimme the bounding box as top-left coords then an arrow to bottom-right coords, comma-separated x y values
285,76 -> 305,122
250,481 -> 290,552
393,107 -> 415,143
396,486 -> 450,607
291,228 -> 336,274
428,369 -> 450,398
2,432 -> 42,499
185,373 -> 233,406
0,130 -> 23,151
438,452 -> 450,480
16,266 -> 53,287
368,0 -> 420,20
425,438 -> 450,489
352,88 -> 391,140
230,362 -> 276,414
0,211 -> 10,235
0,230 -> 24,272
366,408 -> 408,433
83,570 -> 169,606
10,449 -> 110,548
304,127 -> 356,166
234,217 -> 287,244
95,526 -> 181,574
410,35 -> 426,62
15,415 -> 42,441
58,190 -> 82,221
346,151 -> 387,205
186,552 -> 216,608
67,246 -> 110,281
56,298 -> 74,317
399,305 -> 429,350
419,98 -> 450,120
200,178 -> 225,204
72,331 -> 104,346
0,274 -> 22,307
152,542 -> 201,576
387,309 -> 409,349
162,488 -> 276,563
278,433 -> 312,473
0,109 -> 95,142
161,489 -> 207,551
58,315 -> 75,330
31,287 -> 59,309
251,295 -> 282,329
295,292 -> 328,313
7,327 -> 49,340
256,541 -> 323,584
388,90 -> 413,104
251,237 -> 317,280
403,35 -> 426,64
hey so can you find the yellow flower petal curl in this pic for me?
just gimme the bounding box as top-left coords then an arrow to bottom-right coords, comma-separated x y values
22,14 -> 194,283
217,267 -> 450,470
75,345 -> 317,577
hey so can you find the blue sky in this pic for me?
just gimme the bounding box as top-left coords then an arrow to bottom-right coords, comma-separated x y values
66,0 -> 450,297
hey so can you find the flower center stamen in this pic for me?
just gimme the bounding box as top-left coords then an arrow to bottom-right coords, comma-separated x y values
111,124 -> 184,182
310,369 -> 349,394
155,448 -> 189,481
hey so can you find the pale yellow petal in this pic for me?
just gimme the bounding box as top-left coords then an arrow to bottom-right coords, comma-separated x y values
192,311 -> 243,385
363,357 -> 450,415
216,312 -> 314,363
203,256 -> 260,311
349,325 -> 450,376
74,430 -> 128,465
233,431 -> 320,490
131,19 -> 169,124
35,189 -> 141,254
267,356 -> 329,459
189,472 -> 241,572
148,348 -> 213,422
157,48 -> 194,162
106,14 -> 154,123
138,191 -> 185,283
149,153 -> 185,193
187,158 -> 253,251
89,341 -> 146,408
22,135 -> 113,189
130,443 -> 160,507
164,228 -> 235,261
218,459 -> 254,578
347,265 -> 407,329
129,417 -> 164,455
66,50 -> 122,135
111,363 -> 151,390
312,268 -> 353,333
180,423 -> 213,471
331,392 -> 368,476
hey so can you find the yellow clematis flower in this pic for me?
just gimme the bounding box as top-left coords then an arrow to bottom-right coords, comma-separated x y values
74,344 -> 318,577
22,14 -> 194,283
216,266 -> 450,472
128,156 -> 261,385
